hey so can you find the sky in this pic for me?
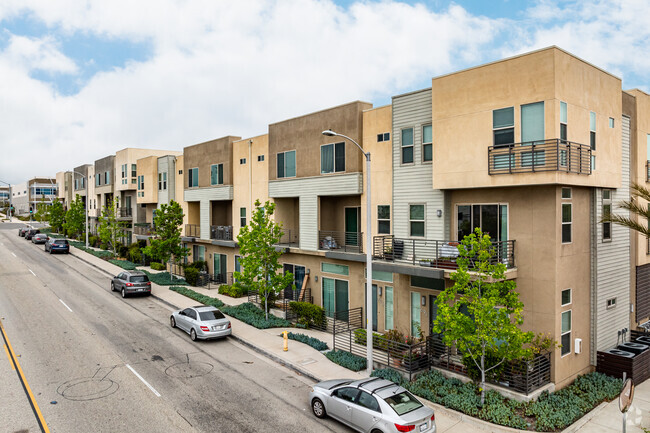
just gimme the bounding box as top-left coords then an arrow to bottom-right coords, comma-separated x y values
1,0 -> 650,185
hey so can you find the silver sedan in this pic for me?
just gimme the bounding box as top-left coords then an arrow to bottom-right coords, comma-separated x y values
170,306 -> 231,341
309,377 -> 436,433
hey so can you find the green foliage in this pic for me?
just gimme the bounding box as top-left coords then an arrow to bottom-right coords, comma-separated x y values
287,332 -> 328,351
108,259 -> 138,270
183,267 -> 199,286
289,302 -> 325,328
88,235 -> 100,247
64,195 -> 86,238
463,351 -> 506,383
69,240 -> 115,259
143,270 -> 186,285
235,200 -> 294,320
324,350 -> 366,372
97,198 -> 128,254
353,328 -> 415,355
143,201 -> 187,264
221,302 -> 292,329
127,243 -> 142,263
170,286 -> 225,308
150,262 -> 167,271
185,260 -> 207,272
218,284 -> 248,298
49,201 -> 65,233
371,368 -> 406,386
34,196 -> 50,224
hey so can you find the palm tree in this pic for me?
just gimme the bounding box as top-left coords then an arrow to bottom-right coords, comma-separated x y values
602,183 -> 650,236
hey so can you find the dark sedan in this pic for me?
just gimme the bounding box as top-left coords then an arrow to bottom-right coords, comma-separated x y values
25,229 -> 40,240
31,233 -> 48,244
44,238 -> 70,254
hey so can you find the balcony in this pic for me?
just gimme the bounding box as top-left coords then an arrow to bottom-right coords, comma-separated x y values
488,139 -> 591,175
210,225 -> 233,241
373,235 -> 515,269
185,224 -> 200,237
134,223 -> 152,236
319,231 -> 363,253
276,229 -> 299,247
118,207 -> 132,218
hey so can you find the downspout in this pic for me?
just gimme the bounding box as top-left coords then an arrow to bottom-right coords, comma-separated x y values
249,139 -> 253,212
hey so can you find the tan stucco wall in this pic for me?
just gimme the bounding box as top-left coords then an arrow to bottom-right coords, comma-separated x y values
268,101 -> 372,181
175,155 -> 188,228
274,198 -> 299,236
115,148 -> 181,192
432,47 -> 622,190
319,196 -> 361,232
137,156 -> 158,204
233,135 -> 270,237
183,136 -> 240,189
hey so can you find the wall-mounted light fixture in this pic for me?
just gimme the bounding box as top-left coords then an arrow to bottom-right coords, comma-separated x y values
378,286 -> 383,297
209,253 -> 212,259
315,276 -> 318,282
421,296 -> 426,306
437,209 -> 442,218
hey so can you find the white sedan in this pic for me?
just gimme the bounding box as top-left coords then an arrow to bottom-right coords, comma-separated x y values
170,305 -> 231,341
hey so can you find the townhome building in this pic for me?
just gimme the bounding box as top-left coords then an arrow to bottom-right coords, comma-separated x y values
55,171 -> 73,208
11,177 -> 58,215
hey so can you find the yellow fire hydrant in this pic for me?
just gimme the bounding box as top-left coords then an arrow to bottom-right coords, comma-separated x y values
282,330 -> 289,352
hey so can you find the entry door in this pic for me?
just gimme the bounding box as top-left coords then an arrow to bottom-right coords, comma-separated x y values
345,207 -> 360,246
335,280 -> 349,322
214,254 -> 226,280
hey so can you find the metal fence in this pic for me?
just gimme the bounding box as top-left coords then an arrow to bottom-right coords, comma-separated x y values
247,288 -> 315,322
196,272 -> 233,289
185,224 -> 200,237
276,229 -> 299,247
210,225 -> 233,241
488,139 -> 592,175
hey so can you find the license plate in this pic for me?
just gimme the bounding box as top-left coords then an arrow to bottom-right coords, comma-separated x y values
213,325 -> 223,331
419,423 -> 427,432
137,288 -> 144,292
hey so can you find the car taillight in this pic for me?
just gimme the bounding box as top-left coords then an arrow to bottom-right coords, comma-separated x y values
227,322 -> 231,329
394,424 -> 415,432
431,414 -> 435,421
146,282 -> 151,285
126,283 -> 133,287
200,326 -> 210,332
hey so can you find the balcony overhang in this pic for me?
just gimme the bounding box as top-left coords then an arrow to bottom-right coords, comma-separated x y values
212,240 -> 237,248
269,173 -> 363,198
184,185 -> 234,202
374,262 -> 444,279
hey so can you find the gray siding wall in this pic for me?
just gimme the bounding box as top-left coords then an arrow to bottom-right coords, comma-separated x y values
185,186 -> 234,241
392,89 -> 448,240
592,115 -> 631,361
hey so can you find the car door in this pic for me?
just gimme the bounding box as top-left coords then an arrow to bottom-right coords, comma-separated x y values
114,273 -> 124,290
351,390 -> 382,432
327,387 -> 359,427
177,308 -> 193,332
185,309 -> 198,333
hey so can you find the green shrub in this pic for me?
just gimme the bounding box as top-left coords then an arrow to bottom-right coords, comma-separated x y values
371,368 -> 406,386
287,332 -> 328,351
170,286 -> 225,308
325,350 -> 366,372
218,285 -> 248,298
185,260 -> 207,271
143,270 -> 186,285
109,259 -> 137,270
289,302 -> 325,328
184,267 -> 199,286
127,243 -> 142,263
463,351 -> 506,383
221,302 -> 291,329
150,262 -> 167,271
117,243 -> 128,259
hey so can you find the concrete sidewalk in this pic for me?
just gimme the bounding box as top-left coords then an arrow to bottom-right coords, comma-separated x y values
68,245 -> 650,433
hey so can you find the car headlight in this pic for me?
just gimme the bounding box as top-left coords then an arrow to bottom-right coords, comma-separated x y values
309,387 -> 314,393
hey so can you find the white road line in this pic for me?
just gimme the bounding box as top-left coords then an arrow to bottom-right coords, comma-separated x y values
29,269 -> 35,276
59,299 -> 73,312
11,252 -> 16,257
125,364 -> 161,397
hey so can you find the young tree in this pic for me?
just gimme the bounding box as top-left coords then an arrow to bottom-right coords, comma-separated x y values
34,195 -> 50,224
49,201 -> 65,233
234,200 -> 294,320
97,197 -> 127,254
63,194 -> 86,238
433,227 -> 533,406
143,200 -> 188,265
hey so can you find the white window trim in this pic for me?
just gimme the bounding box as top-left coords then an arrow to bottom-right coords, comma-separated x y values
377,205 -> 390,235
422,124 -> 433,164
409,203 -> 426,238
277,149 -> 297,179
492,106 -> 515,146
401,127 -> 415,165
602,190 -> 612,242
384,285 -> 394,330
562,203 -> 572,244
561,187 -> 572,199
410,290 -> 421,337
561,309 -> 572,357
561,288 -> 572,307
606,298 -> 617,309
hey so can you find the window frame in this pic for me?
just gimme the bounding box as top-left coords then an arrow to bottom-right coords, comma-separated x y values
590,111 -> 596,150
493,106 -> 515,147
401,127 -> 414,165
409,204 -> 425,238
607,297 -> 617,309
410,291 -> 421,337
384,285 -> 394,330
320,142 -> 346,174
377,205 -> 390,235
562,203 -> 572,244
210,163 -> 224,186
561,288 -> 572,306
561,310 -> 572,357
422,124 -> 432,163
188,167 -> 198,188
602,189 -> 612,242
277,150 -> 297,179
240,207 -> 246,227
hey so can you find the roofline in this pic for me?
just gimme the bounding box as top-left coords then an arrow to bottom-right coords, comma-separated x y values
363,103 -> 391,113
269,100 -> 373,127
392,87 -> 431,100
625,88 -> 650,97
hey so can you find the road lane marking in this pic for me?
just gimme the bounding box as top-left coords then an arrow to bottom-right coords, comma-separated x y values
29,269 -> 36,276
126,364 -> 161,397
11,252 -> 16,257
4,344 -> 15,370
59,299 -> 73,313
0,321 -> 51,433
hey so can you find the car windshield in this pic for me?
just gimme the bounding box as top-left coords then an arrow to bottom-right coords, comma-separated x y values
384,391 -> 423,416
199,310 -> 225,321
130,276 -> 149,283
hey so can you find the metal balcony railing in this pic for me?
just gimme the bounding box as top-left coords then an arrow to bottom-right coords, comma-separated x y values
118,207 -> 132,218
488,139 -> 591,175
319,231 -> 363,253
276,229 -> 299,247
210,225 -> 233,241
185,224 -> 200,237
373,235 -> 515,269
133,223 -> 152,236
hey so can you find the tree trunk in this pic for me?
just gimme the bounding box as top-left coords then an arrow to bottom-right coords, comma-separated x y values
480,350 -> 485,407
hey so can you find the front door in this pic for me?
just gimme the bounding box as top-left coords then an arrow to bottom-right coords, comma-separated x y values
323,277 -> 349,321
345,207 -> 360,246
214,254 -> 226,281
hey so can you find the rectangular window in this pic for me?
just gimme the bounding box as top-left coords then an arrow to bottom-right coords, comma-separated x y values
240,158 -> 246,164
591,155 -> 596,171
411,292 -> 421,336
609,118 -> 614,128
521,101 -> 545,144
409,204 -> 425,237
277,150 -> 296,178
561,289 -> 571,306
603,189 -> 612,241
607,298 -> 617,309
158,173 -> 162,190
96,174 -> 100,186
105,171 -> 110,185
163,172 -> 167,190
562,187 -> 572,199
456,204 -> 508,243
258,155 -> 264,162
377,132 -> 390,142
371,270 -> 393,282
493,107 -> 514,146
211,164 -> 224,185
560,101 -> 568,143
321,262 -> 349,276
322,277 -> 349,318
422,125 -> 432,162
401,128 -> 414,164
561,310 -> 571,356
562,203 -> 572,243
590,111 -> 596,150
385,286 -> 393,330
240,207 -> 246,227
188,167 -> 198,188
121,164 -> 126,179
321,142 -> 345,174
131,164 -> 137,178
377,205 -> 390,234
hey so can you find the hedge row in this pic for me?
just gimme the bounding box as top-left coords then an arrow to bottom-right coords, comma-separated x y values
221,302 -> 292,329
218,285 -> 248,298
108,259 -> 138,270
169,286 -> 225,308
287,332 -> 328,351
324,350 -> 366,372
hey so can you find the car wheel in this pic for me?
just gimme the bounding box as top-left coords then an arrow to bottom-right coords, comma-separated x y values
121,288 -> 127,298
312,398 -> 326,419
190,328 -> 197,341
170,316 -> 176,328
111,282 -> 115,292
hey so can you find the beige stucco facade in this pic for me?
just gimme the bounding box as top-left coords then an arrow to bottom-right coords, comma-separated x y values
232,135 -> 270,237
137,156 -> 158,205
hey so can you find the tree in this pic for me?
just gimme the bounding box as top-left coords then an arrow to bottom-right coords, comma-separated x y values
601,182 -> 646,235
34,195 -> 50,224
63,194 -> 86,238
49,201 -> 65,233
98,197 -> 127,254
234,200 -> 294,320
433,227 -> 533,406
143,200 -> 188,265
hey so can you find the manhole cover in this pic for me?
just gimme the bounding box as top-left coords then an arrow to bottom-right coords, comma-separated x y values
56,378 -> 119,401
165,361 -> 213,378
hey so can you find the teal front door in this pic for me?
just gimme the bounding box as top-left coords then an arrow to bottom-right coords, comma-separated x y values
323,277 -> 349,321
345,207 -> 360,246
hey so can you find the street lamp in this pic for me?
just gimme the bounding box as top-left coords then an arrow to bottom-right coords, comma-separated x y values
72,171 -> 89,248
0,179 -> 13,222
322,129 -> 373,375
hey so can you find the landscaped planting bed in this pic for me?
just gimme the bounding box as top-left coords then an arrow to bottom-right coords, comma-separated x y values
287,332 -> 328,351
170,286 -> 224,308
143,270 -> 186,285
108,259 -> 138,270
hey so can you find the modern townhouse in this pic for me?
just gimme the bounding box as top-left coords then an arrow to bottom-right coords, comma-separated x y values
11,177 -> 58,215
73,164 -> 93,229
0,185 -> 10,207
55,171 -> 73,208
93,154 -> 116,224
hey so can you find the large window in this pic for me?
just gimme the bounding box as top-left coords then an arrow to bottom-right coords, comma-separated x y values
158,173 -> 167,191
457,204 -> 508,242
401,128 -> 414,164
322,277 -> 349,319
377,205 -> 390,234
193,245 -> 205,262
104,171 -> 110,185
590,111 -> 596,150
96,174 -> 100,186
321,142 -> 345,174
188,167 -> 198,188
131,164 -> 137,178
211,163 -> 224,185
385,286 -> 394,330
521,102 -> 544,144
603,190 -> 611,241
562,203 -> 572,243
411,292 -> 421,336
561,310 -> 572,356
277,150 -> 296,178
321,262 -> 349,276
560,101 -> 568,142
283,263 -> 306,299
409,204 -> 425,237
240,207 -> 246,227
422,125 -> 432,162
493,107 -> 514,146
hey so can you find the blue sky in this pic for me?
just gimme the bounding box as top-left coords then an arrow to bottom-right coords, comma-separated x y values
0,0 -> 649,184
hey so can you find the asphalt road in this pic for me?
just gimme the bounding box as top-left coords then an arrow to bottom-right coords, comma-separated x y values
0,222 -> 350,433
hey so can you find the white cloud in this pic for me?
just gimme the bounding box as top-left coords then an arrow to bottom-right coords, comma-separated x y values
2,33 -> 77,73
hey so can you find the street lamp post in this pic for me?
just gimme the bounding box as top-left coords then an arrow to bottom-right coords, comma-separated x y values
322,129 -> 373,375
72,171 -> 89,248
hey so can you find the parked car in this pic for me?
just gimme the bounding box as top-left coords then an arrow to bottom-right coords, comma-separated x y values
44,238 -> 70,254
309,377 -> 436,433
170,306 -> 231,341
19,227 -> 29,237
111,270 -> 151,298
31,233 -> 48,244
24,228 -> 40,240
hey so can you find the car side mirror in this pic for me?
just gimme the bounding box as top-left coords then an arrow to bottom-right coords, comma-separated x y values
179,311 -> 185,316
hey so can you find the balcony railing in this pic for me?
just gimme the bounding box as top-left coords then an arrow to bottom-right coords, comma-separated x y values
319,231 -> 363,253
373,235 -> 515,269
210,225 -> 233,241
134,223 -> 152,236
185,224 -> 200,237
118,207 -> 132,218
276,229 -> 299,247
488,139 -> 591,175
